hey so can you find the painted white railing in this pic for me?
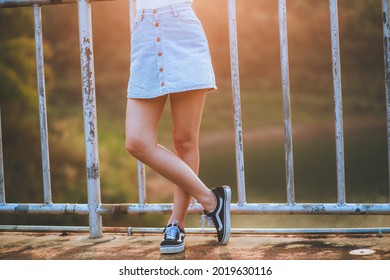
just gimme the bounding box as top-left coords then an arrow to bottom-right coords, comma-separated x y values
1,0 -> 390,238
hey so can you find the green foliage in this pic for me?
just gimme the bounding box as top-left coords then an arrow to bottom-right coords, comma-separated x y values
339,0 -> 385,106
0,38 -> 37,112
0,9 -> 45,214
0,8 -> 33,40
0,8 -> 88,225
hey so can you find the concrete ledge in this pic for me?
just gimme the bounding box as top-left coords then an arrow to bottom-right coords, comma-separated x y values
0,232 -> 389,260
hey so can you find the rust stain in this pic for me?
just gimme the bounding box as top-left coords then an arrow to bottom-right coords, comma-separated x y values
14,205 -> 29,214
109,205 -> 129,215
113,206 -> 129,215
81,37 -> 95,105
87,163 -> 99,180
88,119 -> 95,140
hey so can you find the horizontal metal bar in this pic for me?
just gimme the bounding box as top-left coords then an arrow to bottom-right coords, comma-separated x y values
96,203 -> 390,215
1,202 -> 390,215
127,227 -> 390,236
0,225 -> 389,236
229,203 -> 390,215
0,203 -> 89,214
0,0 -> 116,8
0,225 -> 91,232
0,225 -> 126,233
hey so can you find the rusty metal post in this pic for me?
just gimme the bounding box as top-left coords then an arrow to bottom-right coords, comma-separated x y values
382,0 -> 390,202
78,0 -> 103,238
329,0 -> 346,205
34,4 -> 52,205
0,107 -> 5,204
278,0 -> 295,205
228,0 -> 246,205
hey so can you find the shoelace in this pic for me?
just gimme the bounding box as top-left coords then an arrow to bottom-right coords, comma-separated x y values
165,224 -> 180,240
200,215 -> 215,234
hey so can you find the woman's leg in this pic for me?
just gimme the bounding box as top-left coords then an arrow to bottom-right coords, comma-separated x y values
167,89 -> 207,229
125,95 -> 216,213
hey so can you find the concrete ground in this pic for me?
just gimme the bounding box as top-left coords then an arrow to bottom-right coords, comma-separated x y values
0,232 -> 389,260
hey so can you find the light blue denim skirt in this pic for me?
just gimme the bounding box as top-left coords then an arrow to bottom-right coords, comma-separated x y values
127,3 -> 217,99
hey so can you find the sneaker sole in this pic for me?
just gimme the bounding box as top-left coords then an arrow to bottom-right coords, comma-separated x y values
160,243 -> 185,254
220,185 -> 231,245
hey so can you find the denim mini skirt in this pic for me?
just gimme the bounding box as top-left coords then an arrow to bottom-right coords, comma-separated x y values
127,3 -> 217,99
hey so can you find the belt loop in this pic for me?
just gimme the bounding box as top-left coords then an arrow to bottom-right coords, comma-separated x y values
171,5 -> 178,17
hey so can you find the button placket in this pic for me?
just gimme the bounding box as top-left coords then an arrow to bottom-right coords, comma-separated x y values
154,11 -> 166,94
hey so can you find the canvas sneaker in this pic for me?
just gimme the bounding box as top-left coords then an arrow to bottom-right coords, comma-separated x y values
202,185 -> 231,245
160,220 -> 185,254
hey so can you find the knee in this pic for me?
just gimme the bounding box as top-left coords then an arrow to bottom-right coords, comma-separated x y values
173,132 -> 198,156
125,135 -> 148,159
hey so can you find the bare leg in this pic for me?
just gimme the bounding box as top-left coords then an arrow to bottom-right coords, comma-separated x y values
167,89 -> 207,229
125,95 -> 216,214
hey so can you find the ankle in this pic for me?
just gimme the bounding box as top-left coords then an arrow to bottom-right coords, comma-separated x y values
167,219 -> 185,230
202,190 -> 217,213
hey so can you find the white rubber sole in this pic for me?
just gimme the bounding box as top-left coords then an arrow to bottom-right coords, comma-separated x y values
160,243 -> 185,254
220,185 -> 231,245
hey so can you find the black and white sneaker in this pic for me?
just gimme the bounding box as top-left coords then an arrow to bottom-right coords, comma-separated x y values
160,221 -> 185,254
202,186 -> 231,245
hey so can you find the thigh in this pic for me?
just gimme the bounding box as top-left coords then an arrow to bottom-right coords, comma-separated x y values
125,96 -> 167,143
169,89 -> 207,140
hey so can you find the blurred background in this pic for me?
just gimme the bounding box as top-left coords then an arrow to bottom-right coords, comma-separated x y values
1,0 -> 389,229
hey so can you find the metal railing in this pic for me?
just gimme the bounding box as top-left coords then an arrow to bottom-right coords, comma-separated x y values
1,0 -> 390,238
